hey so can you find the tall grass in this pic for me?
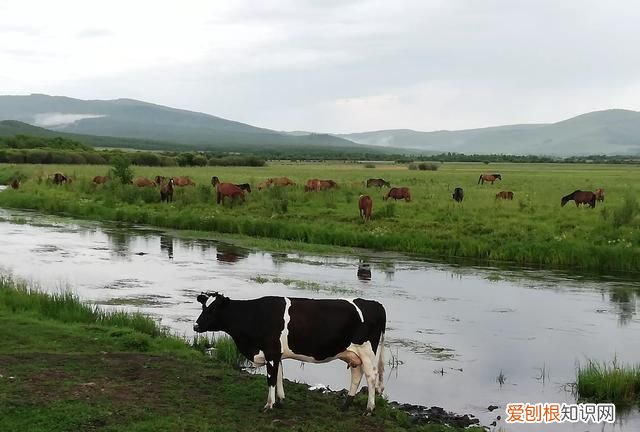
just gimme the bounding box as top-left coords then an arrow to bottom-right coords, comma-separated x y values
577,359 -> 640,405
0,275 -> 164,336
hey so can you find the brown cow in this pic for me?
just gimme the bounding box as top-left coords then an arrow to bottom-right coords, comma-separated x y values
52,172 -> 68,185
160,178 -> 175,203
132,177 -> 156,187
256,181 -> 269,191
478,173 -> 502,185
495,190 -> 514,200
10,179 -> 20,189
173,176 -> 195,186
319,180 -> 337,190
594,188 -> 605,202
212,177 -> 245,205
561,190 -> 596,208
304,179 -> 320,192
384,187 -> 411,202
359,195 -> 373,222
267,177 -> 295,187
92,175 -> 110,185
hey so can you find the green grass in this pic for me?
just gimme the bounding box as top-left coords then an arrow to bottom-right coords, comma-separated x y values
2,162 -> 640,272
577,359 -> 640,405
0,276 -> 481,432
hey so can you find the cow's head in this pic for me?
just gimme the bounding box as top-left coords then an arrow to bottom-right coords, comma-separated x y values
193,291 -> 230,332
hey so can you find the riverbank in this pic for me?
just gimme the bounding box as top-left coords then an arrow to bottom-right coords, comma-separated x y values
0,277 -> 483,432
2,162 -> 640,273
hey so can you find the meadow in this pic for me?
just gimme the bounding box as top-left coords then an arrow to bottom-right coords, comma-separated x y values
1,161 -> 640,273
0,276 -> 482,432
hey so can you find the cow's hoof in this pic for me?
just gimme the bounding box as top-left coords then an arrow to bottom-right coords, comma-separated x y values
262,404 -> 274,412
362,410 -> 374,417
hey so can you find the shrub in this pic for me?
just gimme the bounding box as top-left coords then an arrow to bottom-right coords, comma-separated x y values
111,155 -> 134,184
408,163 -> 418,170
418,162 -> 438,171
364,163 -> 376,168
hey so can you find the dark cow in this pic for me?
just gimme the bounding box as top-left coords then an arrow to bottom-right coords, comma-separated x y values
160,177 -> 174,203
478,173 -> 502,185
357,261 -> 372,281
495,190 -> 514,200
366,178 -> 390,188
384,187 -> 411,202
452,187 -> 464,203
561,190 -> 596,208
154,175 -> 166,185
9,179 -> 20,189
236,183 -> 252,193
358,195 -> 373,222
193,292 -> 386,413
52,172 -> 68,185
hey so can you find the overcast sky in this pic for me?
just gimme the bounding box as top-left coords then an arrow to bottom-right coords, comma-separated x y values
1,0 -> 639,133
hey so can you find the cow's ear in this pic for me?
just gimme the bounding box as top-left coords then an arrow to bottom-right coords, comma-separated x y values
196,294 -> 208,305
219,295 -> 230,307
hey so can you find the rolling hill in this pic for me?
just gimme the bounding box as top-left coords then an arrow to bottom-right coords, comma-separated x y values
338,109 -> 640,155
0,94 -> 388,154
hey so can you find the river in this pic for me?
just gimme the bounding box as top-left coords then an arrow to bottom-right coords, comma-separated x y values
1,206 -> 639,431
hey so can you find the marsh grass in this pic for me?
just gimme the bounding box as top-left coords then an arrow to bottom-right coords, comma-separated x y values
577,359 -> 640,405
2,162 -> 640,272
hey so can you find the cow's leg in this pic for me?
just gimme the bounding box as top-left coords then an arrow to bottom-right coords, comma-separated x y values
276,361 -> 285,404
342,365 -> 363,410
264,356 -> 281,410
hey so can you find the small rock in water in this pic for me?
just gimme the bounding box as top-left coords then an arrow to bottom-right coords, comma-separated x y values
488,405 -> 499,412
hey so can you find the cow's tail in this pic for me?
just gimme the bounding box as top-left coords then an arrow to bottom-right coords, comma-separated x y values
477,175 -> 482,184
376,331 -> 385,393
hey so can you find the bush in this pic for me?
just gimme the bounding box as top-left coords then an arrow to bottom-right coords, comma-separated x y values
418,162 -> 439,171
111,155 -> 134,184
408,163 -> 418,170
364,163 -> 376,168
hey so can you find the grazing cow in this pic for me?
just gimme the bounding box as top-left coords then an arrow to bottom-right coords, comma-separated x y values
193,292 -> 386,413
173,176 -> 195,186
52,172 -> 68,185
256,181 -> 269,191
92,175 -> 110,185
495,190 -> 514,200
452,187 -> 464,203
9,178 -> 20,189
358,195 -> 373,222
561,190 -> 596,208
594,188 -> 605,202
304,179 -> 320,192
384,187 -> 411,202
132,177 -> 156,187
319,179 -> 337,190
267,177 -> 295,187
160,177 -> 174,203
366,178 -> 390,188
478,173 -> 502,185
212,177 -> 245,205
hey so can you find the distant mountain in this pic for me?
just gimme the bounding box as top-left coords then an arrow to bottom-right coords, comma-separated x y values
0,94 -> 385,154
338,110 -> 640,155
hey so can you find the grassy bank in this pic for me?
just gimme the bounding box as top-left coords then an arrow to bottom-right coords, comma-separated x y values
0,276 -> 481,432
577,360 -> 640,406
1,162 -> 640,272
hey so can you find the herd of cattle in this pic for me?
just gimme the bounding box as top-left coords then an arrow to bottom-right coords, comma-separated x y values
9,171 -> 607,221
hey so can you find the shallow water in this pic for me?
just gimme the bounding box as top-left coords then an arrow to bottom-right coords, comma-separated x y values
1,208 -> 639,431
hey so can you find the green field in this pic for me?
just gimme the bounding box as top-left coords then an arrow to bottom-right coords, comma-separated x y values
0,276 -> 481,432
1,162 -> 639,272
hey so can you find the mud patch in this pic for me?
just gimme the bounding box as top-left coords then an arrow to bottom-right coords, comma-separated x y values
387,338 -> 456,361
96,294 -> 173,307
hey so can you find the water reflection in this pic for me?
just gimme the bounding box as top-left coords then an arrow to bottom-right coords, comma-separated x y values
357,260 -> 371,281
106,228 -> 132,257
216,244 -> 249,264
609,286 -> 640,326
160,235 -> 174,259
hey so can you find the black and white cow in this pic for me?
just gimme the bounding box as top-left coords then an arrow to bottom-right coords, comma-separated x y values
193,292 -> 386,413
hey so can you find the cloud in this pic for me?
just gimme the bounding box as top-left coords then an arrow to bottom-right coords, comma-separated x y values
1,0 -> 640,132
